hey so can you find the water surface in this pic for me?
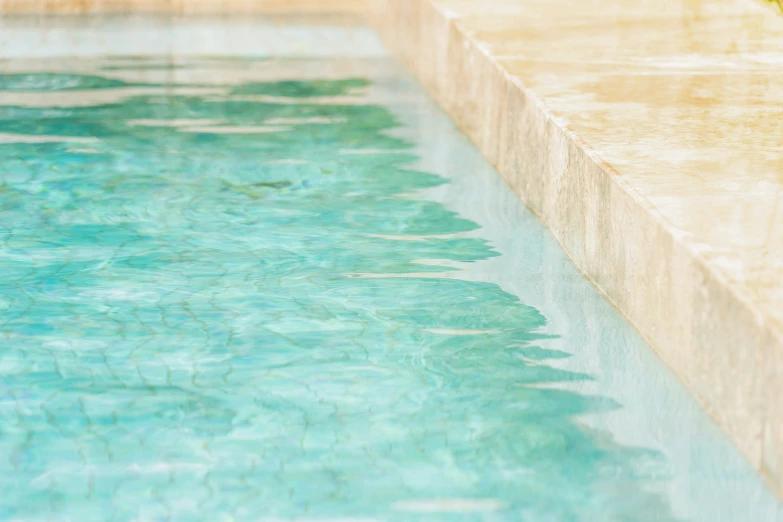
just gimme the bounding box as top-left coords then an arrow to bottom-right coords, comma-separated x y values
0,24 -> 780,522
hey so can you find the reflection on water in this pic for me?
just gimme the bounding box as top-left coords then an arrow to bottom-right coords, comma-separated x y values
0,57 -> 772,521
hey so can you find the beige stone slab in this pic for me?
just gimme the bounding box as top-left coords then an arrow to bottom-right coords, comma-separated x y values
367,0 -> 783,497
760,0 -> 783,14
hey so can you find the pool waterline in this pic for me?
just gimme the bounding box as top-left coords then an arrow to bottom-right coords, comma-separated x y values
0,20 -> 780,522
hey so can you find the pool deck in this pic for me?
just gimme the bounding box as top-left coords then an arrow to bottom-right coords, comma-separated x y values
366,0 -> 783,496
2,0 -> 783,501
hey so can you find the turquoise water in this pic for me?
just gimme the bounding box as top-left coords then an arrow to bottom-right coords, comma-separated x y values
0,54 -> 779,522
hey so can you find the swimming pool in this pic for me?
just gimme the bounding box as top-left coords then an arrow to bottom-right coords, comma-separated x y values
0,16 -> 780,522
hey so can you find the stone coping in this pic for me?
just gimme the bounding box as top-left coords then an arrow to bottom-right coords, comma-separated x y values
763,0 -> 782,14
0,14 -> 384,57
367,0 -> 783,497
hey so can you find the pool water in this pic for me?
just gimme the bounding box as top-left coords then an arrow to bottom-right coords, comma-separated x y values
0,20 -> 780,522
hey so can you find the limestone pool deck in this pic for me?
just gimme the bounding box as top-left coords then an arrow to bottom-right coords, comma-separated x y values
367,0 -> 783,496
2,0 -> 783,500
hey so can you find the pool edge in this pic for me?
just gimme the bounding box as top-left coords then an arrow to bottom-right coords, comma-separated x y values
0,0 -> 364,14
365,0 -> 783,500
